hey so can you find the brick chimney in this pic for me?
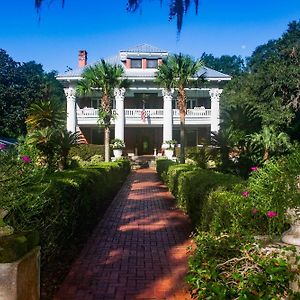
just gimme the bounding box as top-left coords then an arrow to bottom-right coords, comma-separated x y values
78,50 -> 88,68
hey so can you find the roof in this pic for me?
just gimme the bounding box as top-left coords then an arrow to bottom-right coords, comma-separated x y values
121,44 -> 167,53
57,44 -> 231,80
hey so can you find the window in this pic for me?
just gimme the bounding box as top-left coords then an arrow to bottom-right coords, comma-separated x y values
131,59 -> 142,68
147,59 -> 158,68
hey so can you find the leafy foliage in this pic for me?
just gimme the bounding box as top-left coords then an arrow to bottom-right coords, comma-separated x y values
200,53 -> 246,76
0,49 -> 65,137
35,0 -> 199,35
0,158 -> 130,264
77,60 -> 128,162
219,21 -> 300,172
68,144 -> 105,161
156,53 -> 203,163
188,233 -> 297,299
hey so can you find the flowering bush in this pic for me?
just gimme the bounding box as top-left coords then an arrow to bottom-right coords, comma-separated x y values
187,233 -> 299,299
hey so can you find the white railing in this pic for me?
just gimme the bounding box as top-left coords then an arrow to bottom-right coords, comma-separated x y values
77,108 -> 211,123
124,109 -> 164,119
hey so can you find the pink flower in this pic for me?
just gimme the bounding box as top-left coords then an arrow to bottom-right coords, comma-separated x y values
266,211 -> 278,218
21,155 -> 31,163
252,208 -> 258,215
250,166 -> 258,171
0,143 -> 5,150
242,191 -> 249,197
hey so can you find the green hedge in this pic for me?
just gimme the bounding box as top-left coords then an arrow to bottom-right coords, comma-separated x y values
156,158 -> 176,180
68,144 -> 105,161
164,164 -> 198,197
2,159 -> 130,264
176,169 -> 241,226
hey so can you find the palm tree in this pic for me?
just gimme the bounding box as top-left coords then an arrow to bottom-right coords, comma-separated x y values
26,99 -> 66,131
249,126 -> 292,161
77,60 -> 128,162
156,53 -> 203,163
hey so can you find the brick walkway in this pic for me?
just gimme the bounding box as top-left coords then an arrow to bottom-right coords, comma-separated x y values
54,168 -> 192,300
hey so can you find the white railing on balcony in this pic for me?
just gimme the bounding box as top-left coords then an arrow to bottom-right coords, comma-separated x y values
77,107 -> 211,124
124,109 -> 164,119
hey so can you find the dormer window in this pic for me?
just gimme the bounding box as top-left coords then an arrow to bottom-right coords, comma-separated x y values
147,59 -> 158,68
131,59 -> 142,68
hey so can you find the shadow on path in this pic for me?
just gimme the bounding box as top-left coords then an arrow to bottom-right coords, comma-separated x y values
54,168 -> 193,300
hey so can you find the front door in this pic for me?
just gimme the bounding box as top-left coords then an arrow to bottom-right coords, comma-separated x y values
125,127 -> 163,155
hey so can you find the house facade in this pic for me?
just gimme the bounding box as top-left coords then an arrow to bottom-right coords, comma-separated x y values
57,44 -> 231,155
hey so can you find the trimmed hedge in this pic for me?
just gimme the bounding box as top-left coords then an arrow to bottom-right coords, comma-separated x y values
68,144 -> 105,161
176,169 -> 241,226
2,159 -> 130,264
156,158 -> 176,180
157,162 -> 242,227
164,164 -> 198,197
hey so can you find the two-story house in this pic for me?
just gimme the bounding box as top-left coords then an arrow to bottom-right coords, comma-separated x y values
57,44 -> 231,155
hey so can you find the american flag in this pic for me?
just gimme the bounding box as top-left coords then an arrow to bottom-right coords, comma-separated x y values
141,108 -> 146,123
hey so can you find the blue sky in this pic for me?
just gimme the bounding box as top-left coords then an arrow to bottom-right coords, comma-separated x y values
0,0 -> 299,73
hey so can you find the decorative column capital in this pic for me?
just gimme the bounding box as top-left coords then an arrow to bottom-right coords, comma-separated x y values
209,88 -> 223,101
64,86 -> 76,99
114,87 -> 126,99
162,88 -> 174,98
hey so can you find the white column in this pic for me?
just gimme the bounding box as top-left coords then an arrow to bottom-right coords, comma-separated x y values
209,88 -> 222,133
162,88 -> 174,147
64,85 -> 77,133
114,88 -> 126,141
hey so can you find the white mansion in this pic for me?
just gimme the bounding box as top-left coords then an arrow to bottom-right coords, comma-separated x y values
57,44 -> 231,155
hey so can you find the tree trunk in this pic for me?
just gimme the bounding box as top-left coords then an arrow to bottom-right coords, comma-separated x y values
104,127 -> 110,162
178,88 -> 186,164
263,149 -> 269,161
180,115 -> 185,164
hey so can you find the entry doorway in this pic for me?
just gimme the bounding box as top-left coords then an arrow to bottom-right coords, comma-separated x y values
125,127 -> 163,155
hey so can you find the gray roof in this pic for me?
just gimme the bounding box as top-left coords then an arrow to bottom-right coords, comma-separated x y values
57,44 -> 231,79
198,67 -> 231,79
121,43 -> 167,53
58,65 -> 231,79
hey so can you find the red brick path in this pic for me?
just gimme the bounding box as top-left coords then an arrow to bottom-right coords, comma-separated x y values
54,168 -> 192,300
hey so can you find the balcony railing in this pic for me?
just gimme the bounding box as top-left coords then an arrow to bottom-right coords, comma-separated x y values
77,108 -> 211,125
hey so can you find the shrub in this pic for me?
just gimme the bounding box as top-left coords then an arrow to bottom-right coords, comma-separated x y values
68,144 -> 105,161
185,146 -> 218,169
187,232 -> 298,299
164,164 -> 198,197
156,158 -> 176,180
176,169 -> 241,226
1,159 -> 130,264
200,185 -> 263,235
244,151 -> 300,235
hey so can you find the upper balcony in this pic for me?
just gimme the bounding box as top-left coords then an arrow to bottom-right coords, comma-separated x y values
77,107 -> 211,126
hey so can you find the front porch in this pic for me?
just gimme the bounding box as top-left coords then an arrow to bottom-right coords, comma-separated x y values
79,125 -> 210,155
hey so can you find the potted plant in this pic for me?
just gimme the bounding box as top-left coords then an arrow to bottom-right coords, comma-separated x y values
164,140 -> 177,159
111,139 -> 125,158
282,208 -> 300,246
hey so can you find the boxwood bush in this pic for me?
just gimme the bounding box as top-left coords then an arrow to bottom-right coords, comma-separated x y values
156,158 -> 176,180
176,169 -> 241,226
164,164 -> 198,197
1,159 -> 130,264
68,144 -> 105,161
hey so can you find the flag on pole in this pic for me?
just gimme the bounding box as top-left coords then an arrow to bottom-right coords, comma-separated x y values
141,101 -> 146,123
141,109 -> 146,123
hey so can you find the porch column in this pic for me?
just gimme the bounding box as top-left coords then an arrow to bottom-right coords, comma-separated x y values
209,88 -> 222,133
64,85 -> 77,133
162,88 -> 174,146
114,88 -> 126,141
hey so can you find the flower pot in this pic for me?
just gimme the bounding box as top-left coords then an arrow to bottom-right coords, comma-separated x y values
0,246 -> 40,300
165,149 -> 174,159
113,149 -> 123,158
282,222 -> 300,246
